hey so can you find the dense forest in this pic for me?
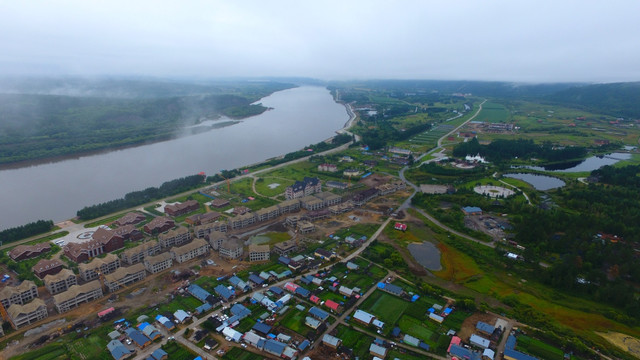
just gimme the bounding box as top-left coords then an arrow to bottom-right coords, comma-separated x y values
76,174 -> 206,220
511,165 -> 640,320
453,137 -> 587,163
0,220 -> 54,244
0,81 -> 294,164
546,82 -> 640,118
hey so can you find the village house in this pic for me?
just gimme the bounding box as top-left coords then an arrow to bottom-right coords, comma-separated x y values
103,263 -> 147,292
0,280 -> 38,309
32,258 -> 64,279
248,244 -> 270,262
115,212 -> 146,226
343,169 -> 361,177
462,206 -> 483,215
164,200 -> 199,217
7,298 -> 48,329
8,243 -> 51,262
353,309 -> 376,325
170,238 -> 210,263
78,253 -> 120,282
326,181 -> 348,190
285,177 -> 322,200
44,269 -> 77,295
322,334 -> 342,349
53,280 -> 103,313
143,252 -> 173,274
158,226 -> 192,249
119,240 -> 161,265
219,237 -> 244,259
143,216 -> 175,234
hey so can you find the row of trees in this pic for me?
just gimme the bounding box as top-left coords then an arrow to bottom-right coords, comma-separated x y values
76,174 -> 206,220
0,219 -> 54,244
453,137 -> 587,163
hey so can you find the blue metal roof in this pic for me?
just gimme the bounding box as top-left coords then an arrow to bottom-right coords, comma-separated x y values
229,276 -> 242,286
264,339 -> 286,355
419,341 -> 430,350
383,283 -> 404,295
248,274 -> 264,284
187,284 -> 211,302
298,339 -> 310,351
506,335 -> 517,350
449,345 -> 482,360
230,303 -> 251,319
127,329 -> 150,347
252,322 -> 272,334
391,327 -> 401,337
196,302 -> 212,314
151,348 -> 168,360
504,349 -> 538,360
295,287 -> 310,297
270,286 -> 284,295
463,206 -> 482,213
278,256 -> 291,265
214,284 -> 233,300
107,340 -> 133,360
308,306 -> 329,320
476,321 -> 495,334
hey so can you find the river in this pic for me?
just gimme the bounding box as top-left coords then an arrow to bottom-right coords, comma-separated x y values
0,86 -> 349,230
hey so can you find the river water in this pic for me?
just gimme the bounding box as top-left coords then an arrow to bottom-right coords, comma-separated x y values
0,86 -> 349,230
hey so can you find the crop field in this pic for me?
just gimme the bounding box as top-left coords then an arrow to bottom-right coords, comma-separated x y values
359,290 -> 409,327
408,124 -> 455,148
279,307 -> 308,334
222,347 -> 263,360
336,325 -> 374,358
12,344 -> 69,360
398,315 -> 436,342
67,335 -> 111,360
597,332 -> 640,359
476,102 -> 509,123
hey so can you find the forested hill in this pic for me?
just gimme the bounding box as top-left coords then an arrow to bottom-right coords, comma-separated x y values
546,82 -> 640,118
0,81 -> 294,165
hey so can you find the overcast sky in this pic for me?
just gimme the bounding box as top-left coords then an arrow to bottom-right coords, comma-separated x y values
1,0 -> 639,82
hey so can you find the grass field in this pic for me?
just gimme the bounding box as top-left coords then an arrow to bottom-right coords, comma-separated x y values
12,343 -> 68,360
517,335 -> 566,360
336,325 -> 374,358
156,294 -> 203,315
476,102 -> 509,123
359,290 -> 409,327
254,177 -> 295,197
279,308 -> 308,335
398,315 -> 436,342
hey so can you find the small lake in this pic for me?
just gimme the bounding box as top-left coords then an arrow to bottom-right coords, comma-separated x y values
517,153 -> 631,173
504,173 -> 566,190
407,241 -> 442,271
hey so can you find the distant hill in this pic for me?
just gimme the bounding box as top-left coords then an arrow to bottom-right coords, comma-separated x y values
546,82 -> 640,118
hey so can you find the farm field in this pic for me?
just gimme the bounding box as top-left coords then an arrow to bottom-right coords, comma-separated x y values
222,346 -> 263,360
475,102 -> 509,123
358,290 -> 409,332
336,325 -> 375,359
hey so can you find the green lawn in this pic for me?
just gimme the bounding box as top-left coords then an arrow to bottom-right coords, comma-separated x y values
278,307 -> 308,335
359,290 -> 409,327
398,315 -> 436,343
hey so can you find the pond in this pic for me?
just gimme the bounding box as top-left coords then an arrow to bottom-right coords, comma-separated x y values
407,241 -> 442,271
517,152 -> 631,173
504,173 -> 566,190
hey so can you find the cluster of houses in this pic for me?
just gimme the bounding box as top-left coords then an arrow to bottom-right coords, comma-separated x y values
447,319 -> 518,360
